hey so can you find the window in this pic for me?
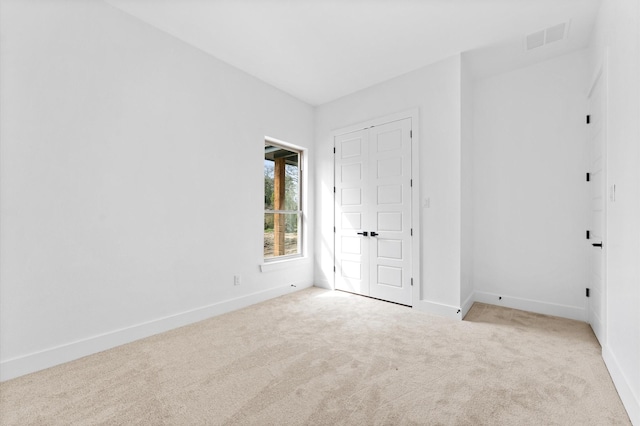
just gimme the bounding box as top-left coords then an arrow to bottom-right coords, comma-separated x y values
264,142 -> 302,260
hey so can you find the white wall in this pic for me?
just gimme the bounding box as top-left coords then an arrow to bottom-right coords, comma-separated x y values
590,0 -> 640,422
471,50 -> 590,320
460,54 -> 474,314
315,55 -> 463,317
0,0 -> 315,380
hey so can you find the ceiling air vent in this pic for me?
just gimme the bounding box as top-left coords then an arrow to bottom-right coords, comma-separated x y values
525,21 -> 569,51
545,23 -> 567,44
526,30 -> 545,50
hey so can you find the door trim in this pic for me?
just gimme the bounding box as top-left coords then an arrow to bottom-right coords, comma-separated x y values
331,108 -> 420,307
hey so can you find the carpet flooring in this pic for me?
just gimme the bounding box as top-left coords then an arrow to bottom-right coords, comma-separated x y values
0,288 -> 631,425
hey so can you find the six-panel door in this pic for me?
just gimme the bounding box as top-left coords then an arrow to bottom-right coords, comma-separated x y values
334,129 -> 370,296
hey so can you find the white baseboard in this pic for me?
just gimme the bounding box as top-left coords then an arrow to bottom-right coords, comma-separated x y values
414,299 -> 462,320
0,282 -> 312,382
460,292 -> 475,319
603,345 -> 640,425
474,291 -> 586,321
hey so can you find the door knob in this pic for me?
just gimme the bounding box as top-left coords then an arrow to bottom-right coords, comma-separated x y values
370,232 -> 379,237
592,242 -> 603,248
357,231 -> 368,237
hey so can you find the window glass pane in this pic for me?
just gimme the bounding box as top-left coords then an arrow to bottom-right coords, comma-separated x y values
264,145 -> 299,211
264,159 -> 274,210
284,163 -> 299,211
264,214 -> 274,257
264,213 -> 299,258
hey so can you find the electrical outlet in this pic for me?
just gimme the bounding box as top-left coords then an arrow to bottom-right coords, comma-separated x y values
234,275 -> 241,286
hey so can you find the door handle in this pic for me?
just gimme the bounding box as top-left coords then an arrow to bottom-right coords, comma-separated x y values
592,242 -> 603,248
370,232 -> 379,237
357,231 -> 368,237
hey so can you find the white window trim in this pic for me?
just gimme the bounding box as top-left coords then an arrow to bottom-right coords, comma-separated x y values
260,256 -> 310,272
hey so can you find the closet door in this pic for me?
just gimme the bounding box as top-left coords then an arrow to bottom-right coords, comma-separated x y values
334,129 -> 370,296
334,118 -> 413,306
586,69 -> 606,345
368,119 -> 412,306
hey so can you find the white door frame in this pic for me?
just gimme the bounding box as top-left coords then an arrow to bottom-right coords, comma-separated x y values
331,109 -> 420,306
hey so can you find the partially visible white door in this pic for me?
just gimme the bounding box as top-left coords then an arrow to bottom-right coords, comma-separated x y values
335,129 -> 370,296
587,69 -> 606,345
368,120 -> 412,306
334,118 -> 413,306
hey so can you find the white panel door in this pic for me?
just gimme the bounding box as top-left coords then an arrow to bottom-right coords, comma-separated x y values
335,129 -> 370,296
368,120 -> 412,306
587,71 -> 606,345
334,118 -> 412,306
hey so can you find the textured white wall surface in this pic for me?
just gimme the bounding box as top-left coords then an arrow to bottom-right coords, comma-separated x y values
0,0 -> 315,379
472,50 -> 590,318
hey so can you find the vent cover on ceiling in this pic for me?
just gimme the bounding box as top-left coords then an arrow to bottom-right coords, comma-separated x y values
525,22 -> 569,51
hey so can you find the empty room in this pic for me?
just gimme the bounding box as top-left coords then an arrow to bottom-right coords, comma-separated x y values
1,0 -> 638,424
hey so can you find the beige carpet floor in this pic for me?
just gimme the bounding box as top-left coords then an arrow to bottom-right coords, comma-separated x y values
0,288 -> 631,425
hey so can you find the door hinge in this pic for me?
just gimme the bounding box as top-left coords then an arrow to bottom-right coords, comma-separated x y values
586,115 -> 591,124
333,147 -> 336,154
334,266 -> 336,272
410,130 -> 413,138
333,186 -> 336,193
411,278 -> 414,286
411,228 -> 413,236
410,179 -> 413,187
586,173 -> 590,182
333,226 -> 336,233
586,288 -> 590,297
586,230 -> 590,239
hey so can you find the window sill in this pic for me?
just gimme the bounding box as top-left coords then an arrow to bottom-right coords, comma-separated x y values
260,256 -> 309,272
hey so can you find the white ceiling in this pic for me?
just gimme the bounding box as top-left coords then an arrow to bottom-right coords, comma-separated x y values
105,0 -> 601,106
